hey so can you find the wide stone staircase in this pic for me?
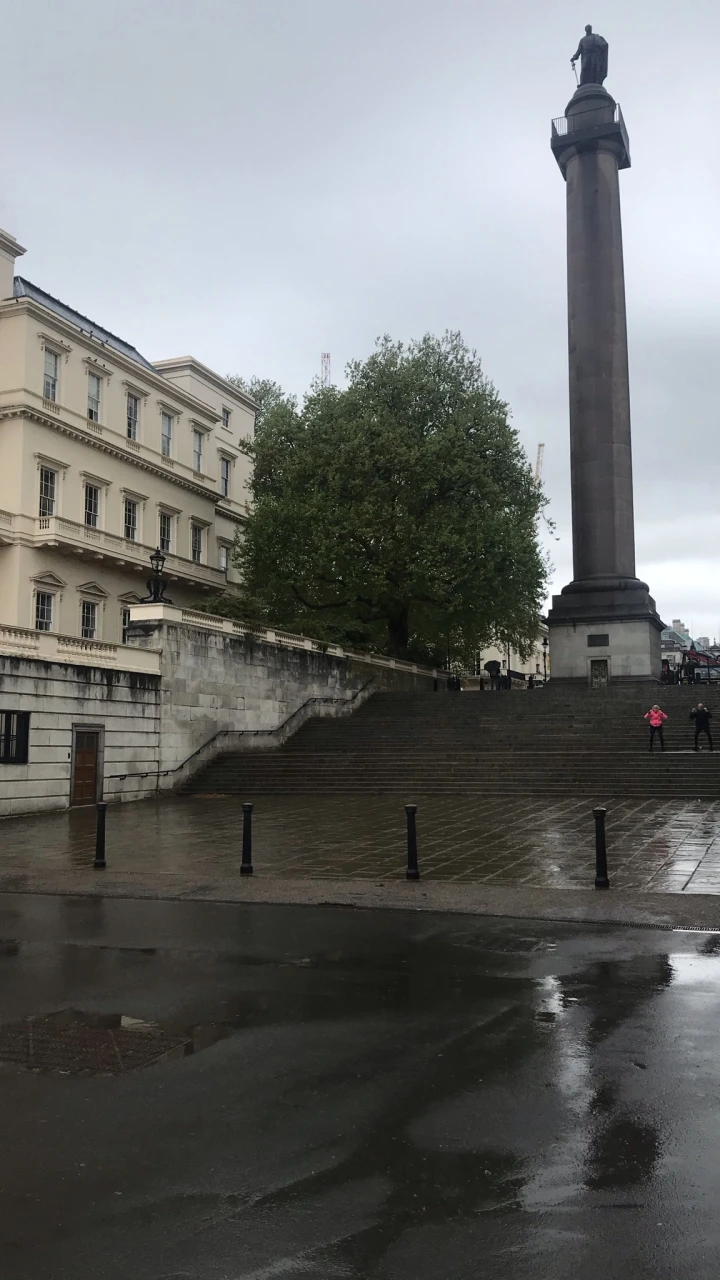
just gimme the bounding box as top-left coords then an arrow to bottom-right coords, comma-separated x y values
183,684 -> 720,799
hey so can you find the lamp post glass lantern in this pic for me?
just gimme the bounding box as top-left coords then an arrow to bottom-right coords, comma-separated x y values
150,548 -> 165,577
142,548 -> 172,604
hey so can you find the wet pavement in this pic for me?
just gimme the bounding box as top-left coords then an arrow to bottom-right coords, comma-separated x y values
4,792 -> 720,894
1,893 -> 720,1277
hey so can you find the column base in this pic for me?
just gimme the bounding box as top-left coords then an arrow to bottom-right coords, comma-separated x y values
547,579 -> 664,683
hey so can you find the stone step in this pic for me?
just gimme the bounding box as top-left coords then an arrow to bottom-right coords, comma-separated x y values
184,688 -> 720,801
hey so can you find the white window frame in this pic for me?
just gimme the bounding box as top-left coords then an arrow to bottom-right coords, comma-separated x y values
34,590 -> 54,633
123,497 -> 138,542
87,372 -> 102,422
43,348 -> 60,402
84,482 -> 100,528
219,543 -> 229,573
158,510 -> 173,553
190,523 -> 203,564
220,455 -> 231,498
39,466 -> 57,518
221,407 -> 231,430
80,599 -> 98,640
192,429 -> 204,473
121,607 -> 131,645
161,412 -> 173,457
126,393 -> 139,440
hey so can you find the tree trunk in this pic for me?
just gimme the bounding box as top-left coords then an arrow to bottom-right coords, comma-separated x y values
387,605 -> 410,658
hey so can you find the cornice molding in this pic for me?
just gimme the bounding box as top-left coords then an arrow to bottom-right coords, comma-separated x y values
76,580 -> 109,598
214,504 -> 246,526
153,357 -> 258,414
79,468 -> 112,488
157,399 -> 183,417
37,330 -> 73,359
121,379 -> 150,402
0,298 -> 218,421
0,231 -> 26,260
83,356 -> 114,380
30,570 -> 67,589
34,450 -> 69,471
2,404 -> 220,502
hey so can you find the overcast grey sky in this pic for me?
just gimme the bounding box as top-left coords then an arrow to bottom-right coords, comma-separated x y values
2,1 -> 719,636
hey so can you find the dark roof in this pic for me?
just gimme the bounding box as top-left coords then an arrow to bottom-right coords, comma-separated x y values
13,277 -> 156,372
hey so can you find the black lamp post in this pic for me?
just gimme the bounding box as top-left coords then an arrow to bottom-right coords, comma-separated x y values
542,635 -> 548,684
141,548 -> 172,604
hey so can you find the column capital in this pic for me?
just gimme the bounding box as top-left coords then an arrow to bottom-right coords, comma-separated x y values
551,89 -> 630,176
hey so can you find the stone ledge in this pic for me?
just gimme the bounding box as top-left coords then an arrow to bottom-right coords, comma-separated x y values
1,873 -> 719,931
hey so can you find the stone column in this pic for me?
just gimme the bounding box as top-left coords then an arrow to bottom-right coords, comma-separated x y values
564,87 -> 636,584
547,84 -> 663,682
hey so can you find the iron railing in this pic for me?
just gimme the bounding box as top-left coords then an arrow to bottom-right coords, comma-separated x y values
552,102 -> 625,138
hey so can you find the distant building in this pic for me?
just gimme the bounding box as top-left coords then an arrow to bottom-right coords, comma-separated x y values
472,623 -> 550,687
662,619 -> 692,648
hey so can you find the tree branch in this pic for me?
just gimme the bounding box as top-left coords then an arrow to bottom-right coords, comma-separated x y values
290,584 -> 350,611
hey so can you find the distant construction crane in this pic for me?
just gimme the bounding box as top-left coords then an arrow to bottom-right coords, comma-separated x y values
320,353 -> 331,388
535,442 -> 545,483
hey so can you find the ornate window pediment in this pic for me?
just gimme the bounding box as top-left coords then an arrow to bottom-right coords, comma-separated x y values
76,581 -> 108,599
30,570 -> 67,590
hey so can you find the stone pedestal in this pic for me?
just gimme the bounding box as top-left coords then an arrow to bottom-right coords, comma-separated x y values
547,84 -> 663,682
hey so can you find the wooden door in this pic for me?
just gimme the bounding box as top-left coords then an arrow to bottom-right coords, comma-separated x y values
72,730 -> 99,805
590,659 -> 609,689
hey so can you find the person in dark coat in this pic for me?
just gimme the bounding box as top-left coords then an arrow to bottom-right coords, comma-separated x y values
690,703 -> 713,752
484,660 -> 501,691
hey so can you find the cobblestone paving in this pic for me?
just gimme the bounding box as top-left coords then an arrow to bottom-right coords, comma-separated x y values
3,793 -> 720,893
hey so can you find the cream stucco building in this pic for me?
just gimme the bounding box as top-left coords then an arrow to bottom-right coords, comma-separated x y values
0,229 -> 253,644
473,624 -> 550,686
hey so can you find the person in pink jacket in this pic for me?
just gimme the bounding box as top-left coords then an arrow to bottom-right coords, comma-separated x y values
644,704 -> 668,752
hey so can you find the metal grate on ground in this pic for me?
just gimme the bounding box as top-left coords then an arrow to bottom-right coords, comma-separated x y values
0,1010 -> 190,1075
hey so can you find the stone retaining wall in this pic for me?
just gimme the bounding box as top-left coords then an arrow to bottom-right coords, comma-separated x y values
0,656 -> 160,816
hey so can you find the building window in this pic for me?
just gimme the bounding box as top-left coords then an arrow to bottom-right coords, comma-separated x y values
43,349 -> 59,401
159,511 -> 172,552
191,523 -> 202,563
220,456 -> 231,497
121,607 -> 131,644
192,429 -> 203,472
219,544 -> 229,572
87,373 -> 102,422
124,497 -> 138,541
84,483 -> 99,528
39,467 -> 56,517
0,711 -> 30,764
222,407 -> 231,430
35,591 -> 53,632
81,600 -> 98,640
161,412 -> 173,457
127,394 -> 139,440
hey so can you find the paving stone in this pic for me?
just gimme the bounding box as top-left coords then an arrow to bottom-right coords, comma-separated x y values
2,792 -> 720,894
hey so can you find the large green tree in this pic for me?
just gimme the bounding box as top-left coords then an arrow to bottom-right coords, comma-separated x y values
218,334 -> 548,664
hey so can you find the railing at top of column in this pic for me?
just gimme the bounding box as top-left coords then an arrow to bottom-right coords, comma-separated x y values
552,103 -> 623,137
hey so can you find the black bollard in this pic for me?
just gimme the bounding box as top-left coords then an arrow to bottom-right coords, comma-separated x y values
241,802 -> 254,875
433,677 -> 438,692
593,806 -> 609,889
405,804 -> 419,880
94,802 -> 107,869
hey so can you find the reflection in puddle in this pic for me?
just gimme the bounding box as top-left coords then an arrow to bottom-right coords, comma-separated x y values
0,1007 -> 232,1076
